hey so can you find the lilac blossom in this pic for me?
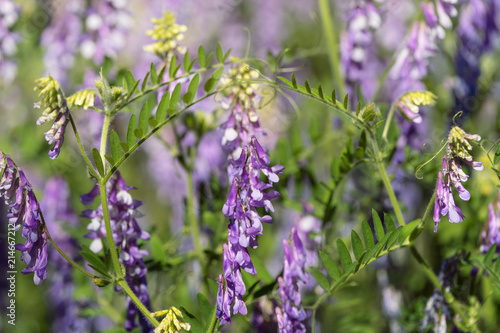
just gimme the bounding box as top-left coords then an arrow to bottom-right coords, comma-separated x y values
34,77 -> 71,160
81,172 -> 152,332
0,153 -> 49,285
0,0 -> 20,83
341,0 -> 382,103
433,127 -> 483,232
217,137 -> 284,324
275,227 -> 308,333
480,191 -> 500,254
42,177 -> 90,332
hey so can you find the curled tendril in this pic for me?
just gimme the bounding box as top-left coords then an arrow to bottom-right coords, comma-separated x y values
415,140 -> 449,179
258,85 -> 278,109
452,111 -> 463,126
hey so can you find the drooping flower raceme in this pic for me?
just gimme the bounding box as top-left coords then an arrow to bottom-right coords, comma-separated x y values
433,126 -> 483,232
81,172 -> 152,332
0,153 -> 49,285
275,227 -> 308,333
34,76 -> 71,160
217,137 -> 284,324
480,191 -> 500,254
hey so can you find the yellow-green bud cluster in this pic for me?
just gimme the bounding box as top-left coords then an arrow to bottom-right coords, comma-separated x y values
34,76 -> 65,125
67,89 -> 96,110
447,126 -> 481,162
397,90 -> 437,123
152,306 -> 191,333
220,63 -> 260,110
144,12 -> 187,57
358,103 -> 381,123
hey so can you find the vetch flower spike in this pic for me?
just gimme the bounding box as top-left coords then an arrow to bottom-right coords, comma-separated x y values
480,190 -> 500,254
152,307 -> 191,333
34,76 -> 71,159
397,91 -> 437,124
433,126 -> 483,232
0,153 -> 49,285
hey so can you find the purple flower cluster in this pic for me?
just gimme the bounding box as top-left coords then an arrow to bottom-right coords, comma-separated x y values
480,191 -> 500,254
0,0 -> 21,83
341,0 -> 382,102
433,127 -> 483,232
275,227 -> 307,333
34,77 -> 71,160
216,137 -> 284,324
81,172 -> 152,332
0,153 -> 48,285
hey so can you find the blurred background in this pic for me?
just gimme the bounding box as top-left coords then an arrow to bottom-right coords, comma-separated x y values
1,0 -> 500,332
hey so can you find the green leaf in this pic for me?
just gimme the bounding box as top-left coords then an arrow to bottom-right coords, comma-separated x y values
277,76 -> 293,87
374,233 -> 391,258
495,144 -> 500,165
168,83 -> 182,113
384,213 -> 396,233
138,103 -> 152,137
127,114 -> 137,148
409,226 -> 424,243
179,307 -> 203,333
351,230 -> 365,261
343,94 -> 349,109
204,67 -> 223,93
223,48 -> 232,61
157,64 -> 167,82
196,293 -> 212,323
169,54 -> 177,78
252,256 -> 273,284
331,89 -> 336,103
183,73 -> 200,104
362,219 -> 375,250
110,130 -> 122,163
310,266 -> 330,291
126,79 -> 140,100
318,84 -> 324,99
150,63 -> 157,85
183,50 -> 191,73
372,209 -> 385,241
141,72 -> 150,91
216,43 -> 224,63
398,219 -> 420,244
92,148 -> 104,176
337,239 -> 352,269
80,245 -> 108,276
386,226 -> 403,251
484,244 -> 497,266
134,128 -> 143,139
104,155 -> 114,165
354,147 -> 364,160
150,234 -> 165,264
156,91 -> 170,122
125,70 -> 135,90
319,251 -> 340,281
495,254 -> 500,274
120,142 -> 129,152
198,46 -> 206,68
304,80 -> 311,94
87,264 -> 111,278
291,73 -> 297,88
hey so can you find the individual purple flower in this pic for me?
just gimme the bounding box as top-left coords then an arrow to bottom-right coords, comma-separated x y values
80,172 -> 152,332
341,0 -> 382,103
275,228 -> 308,333
0,0 -> 21,83
34,77 -> 71,160
480,191 -> 500,254
433,127 -> 483,232
0,153 -> 49,285
216,137 -> 284,324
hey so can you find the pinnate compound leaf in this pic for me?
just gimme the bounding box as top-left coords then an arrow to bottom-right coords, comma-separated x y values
110,130 -> 122,163
127,114 -> 137,148
362,219 -> 375,250
337,239 -> 352,270
183,73 -> 200,104
351,230 -> 365,261
204,67 -> 223,93
168,83 -> 181,113
156,91 -> 170,122
398,219 -> 420,244
372,209 -> 385,241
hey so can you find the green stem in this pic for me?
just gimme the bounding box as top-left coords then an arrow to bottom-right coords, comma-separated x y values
99,182 -> 122,278
117,280 -> 160,327
41,214 -> 97,279
68,112 -> 97,174
318,0 -> 345,96
100,113 -> 112,173
205,306 -> 218,333
381,103 -> 397,142
371,137 -> 406,226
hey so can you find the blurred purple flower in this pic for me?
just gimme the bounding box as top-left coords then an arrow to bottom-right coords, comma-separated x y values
433,127 -> 483,232
481,191 -> 500,254
341,0 -> 382,103
275,227 -> 308,333
80,172 -> 152,332
0,0 -> 20,83
0,154 -> 49,285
